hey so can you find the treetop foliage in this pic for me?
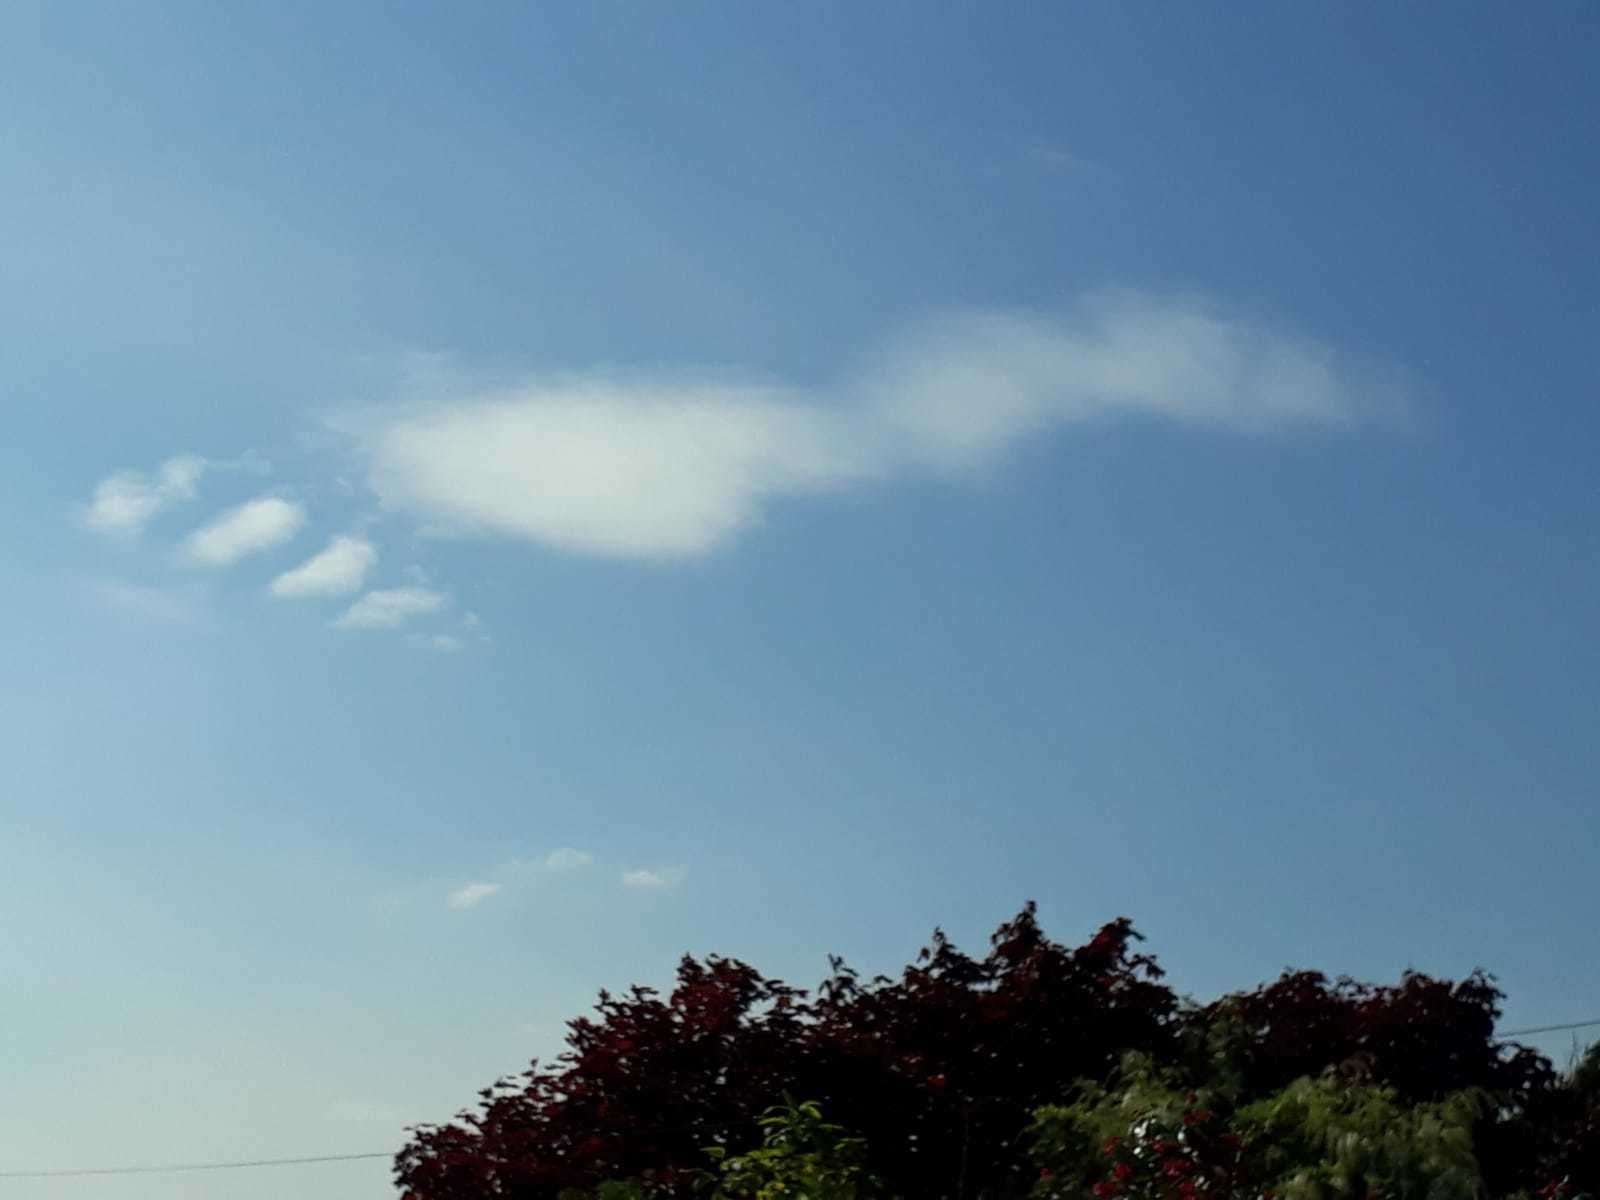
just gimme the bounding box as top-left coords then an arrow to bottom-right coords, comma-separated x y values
395,905 -> 1597,1200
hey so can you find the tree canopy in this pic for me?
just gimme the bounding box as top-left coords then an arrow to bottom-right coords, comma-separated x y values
395,906 -> 1597,1200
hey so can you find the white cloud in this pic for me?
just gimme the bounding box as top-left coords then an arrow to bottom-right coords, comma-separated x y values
83,455 -> 208,535
446,882 -> 501,910
859,293 -> 1394,468
543,847 -> 594,872
334,586 -> 446,630
361,384 -> 872,559
269,536 -> 377,598
406,632 -> 464,652
621,866 -> 687,891
348,292 -> 1400,561
182,496 -> 305,566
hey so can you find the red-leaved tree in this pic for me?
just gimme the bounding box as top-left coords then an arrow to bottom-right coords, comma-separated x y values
395,905 -> 1582,1200
396,907 -> 1175,1199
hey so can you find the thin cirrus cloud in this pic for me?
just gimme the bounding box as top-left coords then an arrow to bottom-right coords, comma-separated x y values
443,850 -> 593,911
76,291 -> 1406,648
405,632 -> 464,653
334,586 -> 446,630
181,496 -> 305,567
621,866 -> 688,891
348,291 -> 1407,562
446,882 -> 501,910
270,535 -> 377,598
82,451 -> 271,537
543,847 -> 594,871
82,455 -> 208,536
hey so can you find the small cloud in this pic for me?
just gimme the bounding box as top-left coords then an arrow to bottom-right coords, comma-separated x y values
406,632 -> 464,653
462,611 -> 483,630
543,847 -> 594,872
1027,142 -> 1115,181
83,455 -> 207,536
446,881 -> 501,910
621,866 -> 687,891
182,496 -> 305,566
334,586 -> 446,630
270,536 -> 377,598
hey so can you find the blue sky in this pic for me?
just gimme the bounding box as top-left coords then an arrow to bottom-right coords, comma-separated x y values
4,3 -> 1599,1196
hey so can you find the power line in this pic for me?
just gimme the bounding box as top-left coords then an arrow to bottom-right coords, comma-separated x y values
1498,1017 -> 1600,1039
3,1019 -> 1598,1180
0,1150 -> 391,1179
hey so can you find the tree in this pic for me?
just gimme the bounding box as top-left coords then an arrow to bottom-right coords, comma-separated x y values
703,1098 -> 885,1200
1189,969 -> 1552,1107
1030,1057 -> 1487,1200
397,907 -> 1176,1199
395,905 -> 1588,1200
396,956 -> 810,1198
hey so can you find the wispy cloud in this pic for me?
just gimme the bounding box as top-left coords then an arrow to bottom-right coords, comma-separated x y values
347,292 -> 1403,561
852,293 -> 1400,474
1027,142 -> 1116,182
83,456 -> 208,536
335,586 -> 446,630
621,866 -> 687,891
406,632 -> 463,652
270,536 -> 377,598
543,847 -> 594,872
438,848 -> 594,907
77,292 -> 1406,657
82,452 -> 271,537
446,882 -> 501,910
182,496 -> 305,566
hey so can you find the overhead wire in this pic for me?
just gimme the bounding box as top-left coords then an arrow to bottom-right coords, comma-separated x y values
4,1021 -> 1598,1178
0,1150 -> 391,1179
1496,1017 -> 1600,1039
